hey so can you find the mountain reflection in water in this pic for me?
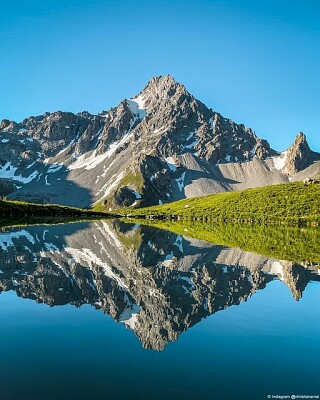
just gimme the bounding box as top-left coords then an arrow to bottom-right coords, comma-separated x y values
0,219 -> 319,351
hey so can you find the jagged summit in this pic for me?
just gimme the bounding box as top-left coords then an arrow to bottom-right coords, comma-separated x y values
128,74 -> 201,123
136,74 -> 182,98
283,132 -> 320,175
0,76 -> 319,207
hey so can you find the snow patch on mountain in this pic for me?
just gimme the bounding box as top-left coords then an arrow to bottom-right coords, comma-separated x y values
165,157 -> 177,172
269,261 -> 285,281
47,164 -> 64,174
127,94 -> 147,120
184,132 -> 198,150
69,130 -> 135,171
176,172 -> 186,191
163,252 -> 174,267
273,151 -> 288,171
0,162 -> 39,183
131,190 -> 142,207
96,171 -> 125,199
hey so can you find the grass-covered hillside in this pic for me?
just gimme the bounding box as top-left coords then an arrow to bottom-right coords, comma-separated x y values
0,199 -> 108,223
109,182 -> 320,225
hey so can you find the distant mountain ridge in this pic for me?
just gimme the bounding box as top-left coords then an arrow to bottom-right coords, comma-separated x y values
0,75 -> 319,208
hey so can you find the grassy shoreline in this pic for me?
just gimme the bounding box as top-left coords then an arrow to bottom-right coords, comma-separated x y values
1,193 -> 319,263
107,182 -> 320,226
2,182 -> 320,228
0,216 -> 110,230
0,199 -> 110,221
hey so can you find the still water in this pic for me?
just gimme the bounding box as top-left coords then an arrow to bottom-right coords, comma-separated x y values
0,220 -> 319,400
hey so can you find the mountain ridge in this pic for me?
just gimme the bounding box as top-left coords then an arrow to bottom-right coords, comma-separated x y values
1,75 -> 319,208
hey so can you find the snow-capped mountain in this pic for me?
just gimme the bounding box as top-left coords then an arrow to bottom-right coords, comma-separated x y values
0,221 -> 319,350
0,75 -> 319,208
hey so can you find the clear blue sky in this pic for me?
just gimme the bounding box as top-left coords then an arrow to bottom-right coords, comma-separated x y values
1,0 -> 319,151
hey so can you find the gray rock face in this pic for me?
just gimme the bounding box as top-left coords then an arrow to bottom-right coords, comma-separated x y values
0,221 -> 319,350
0,75 -> 319,207
283,132 -> 320,175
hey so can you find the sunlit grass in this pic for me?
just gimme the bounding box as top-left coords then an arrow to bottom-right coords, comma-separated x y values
113,182 -> 320,226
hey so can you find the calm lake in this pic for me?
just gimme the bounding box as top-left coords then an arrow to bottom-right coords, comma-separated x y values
0,220 -> 319,400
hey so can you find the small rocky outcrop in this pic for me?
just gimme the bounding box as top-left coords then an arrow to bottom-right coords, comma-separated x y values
304,177 -> 320,185
113,186 -> 137,207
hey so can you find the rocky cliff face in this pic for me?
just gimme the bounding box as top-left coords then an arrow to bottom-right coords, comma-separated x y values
283,132 -> 320,175
0,75 -> 319,207
0,221 -> 319,350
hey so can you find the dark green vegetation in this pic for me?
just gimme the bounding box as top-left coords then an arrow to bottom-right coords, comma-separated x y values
123,218 -> 320,264
0,199 -> 109,226
112,182 -> 320,226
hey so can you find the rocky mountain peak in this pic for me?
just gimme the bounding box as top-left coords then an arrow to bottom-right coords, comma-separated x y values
142,74 -> 180,94
295,131 -> 306,142
0,118 -> 21,132
0,119 -> 10,129
291,132 -> 310,150
283,132 -> 320,175
135,75 -> 194,112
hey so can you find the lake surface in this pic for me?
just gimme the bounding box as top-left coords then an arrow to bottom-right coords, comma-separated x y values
0,220 -> 319,400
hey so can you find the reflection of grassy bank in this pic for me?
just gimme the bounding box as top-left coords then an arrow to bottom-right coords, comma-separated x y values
123,218 -> 320,264
0,217 -> 108,230
0,199 -> 111,229
115,182 -> 320,226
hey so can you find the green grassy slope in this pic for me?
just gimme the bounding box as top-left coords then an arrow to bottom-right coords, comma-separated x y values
111,182 -> 320,225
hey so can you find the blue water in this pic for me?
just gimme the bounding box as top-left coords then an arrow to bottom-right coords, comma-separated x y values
0,281 -> 319,400
0,221 -> 319,400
